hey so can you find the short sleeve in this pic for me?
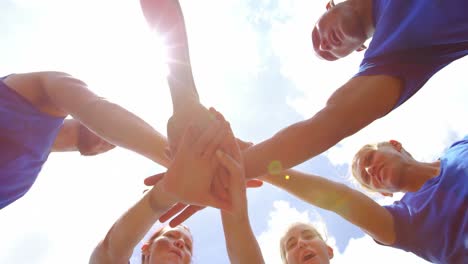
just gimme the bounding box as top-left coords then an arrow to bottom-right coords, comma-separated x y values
355,56 -> 448,109
378,202 -> 413,251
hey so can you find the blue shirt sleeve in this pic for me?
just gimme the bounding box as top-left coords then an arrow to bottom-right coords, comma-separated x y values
355,53 -> 450,108
382,202 -> 414,251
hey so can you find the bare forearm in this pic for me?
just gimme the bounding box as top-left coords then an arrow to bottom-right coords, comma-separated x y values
73,99 -> 169,165
164,0 -> 199,110
244,107 -> 349,179
261,169 -> 395,243
244,75 -> 402,179
90,184 -> 176,263
260,169 -> 347,211
141,0 -> 199,110
221,212 -> 264,264
41,72 -> 170,167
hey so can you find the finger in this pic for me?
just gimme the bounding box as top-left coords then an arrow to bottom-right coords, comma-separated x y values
201,122 -> 228,159
219,167 -> 230,191
223,124 -> 242,161
99,139 -> 114,149
209,107 -> 225,122
236,138 -> 253,151
212,170 -> 229,201
193,120 -> 222,155
246,179 -> 263,188
159,203 -> 188,223
144,172 -> 165,186
216,151 -> 246,202
107,143 -> 116,150
215,152 -> 248,215
168,205 -> 204,227
216,150 -> 242,181
164,147 -> 172,160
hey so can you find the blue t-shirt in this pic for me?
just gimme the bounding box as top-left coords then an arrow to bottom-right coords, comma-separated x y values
384,136 -> 468,264
0,76 -> 64,209
356,0 -> 468,107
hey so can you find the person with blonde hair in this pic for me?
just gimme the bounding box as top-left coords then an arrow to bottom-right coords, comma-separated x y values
259,136 -> 467,264
157,0 -> 468,228
91,115 -> 266,263
280,222 -> 334,264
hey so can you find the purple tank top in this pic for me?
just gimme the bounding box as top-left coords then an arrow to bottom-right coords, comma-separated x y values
0,75 -> 64,209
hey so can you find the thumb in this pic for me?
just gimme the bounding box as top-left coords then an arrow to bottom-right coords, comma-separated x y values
144,172 -> 165,186
216,150 -> 240,176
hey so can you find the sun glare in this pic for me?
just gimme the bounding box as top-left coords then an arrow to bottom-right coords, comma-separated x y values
136,31 -> 170,78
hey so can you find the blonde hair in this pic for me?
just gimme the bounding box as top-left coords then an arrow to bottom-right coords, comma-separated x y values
351,141 -> 413,189
351,143 -> 379,189
279,222 -> 326,264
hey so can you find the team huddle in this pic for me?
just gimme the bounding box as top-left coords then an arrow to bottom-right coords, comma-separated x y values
1,0 -> 467,263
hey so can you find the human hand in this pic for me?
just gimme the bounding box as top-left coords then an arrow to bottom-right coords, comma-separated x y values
143,175 -> 262,226
77,123 -> 115,156
167,103 -> 213,156
167,106 -> 248,201
215,126 -> 248,218
160,118 -> 231,210
150,107 -> 260,225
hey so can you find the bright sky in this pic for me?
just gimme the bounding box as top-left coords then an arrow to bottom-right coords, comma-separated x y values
1,0 -> 467,263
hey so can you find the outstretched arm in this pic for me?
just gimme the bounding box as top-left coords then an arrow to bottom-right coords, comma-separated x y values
244,75 -> 403,179
35,71 -> 170,167
140,0 -> 217,155
5,71 -> 170,166
91,117 -> 230,263
261,169 -> 395,245
90,181 -> 178,264
145,75 -> 403,227
218,127 -> 264,264
140,0 -> 199,111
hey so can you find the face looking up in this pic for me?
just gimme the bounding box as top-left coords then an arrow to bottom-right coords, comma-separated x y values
281,223 -> 334,264
312,1 -> 367,61
353,141 -> 410,195
143,225 -> 193,264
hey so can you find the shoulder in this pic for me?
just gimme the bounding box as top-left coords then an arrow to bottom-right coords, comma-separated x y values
3,72 -> 74,117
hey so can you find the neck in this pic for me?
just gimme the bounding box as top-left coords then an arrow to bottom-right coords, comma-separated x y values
403,160 -> 441,192
350,0 -> 375,39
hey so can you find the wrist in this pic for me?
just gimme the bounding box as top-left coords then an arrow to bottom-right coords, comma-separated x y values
222,208 -> 250,226
225,198 -> 250,222
147,181 -> 178,213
